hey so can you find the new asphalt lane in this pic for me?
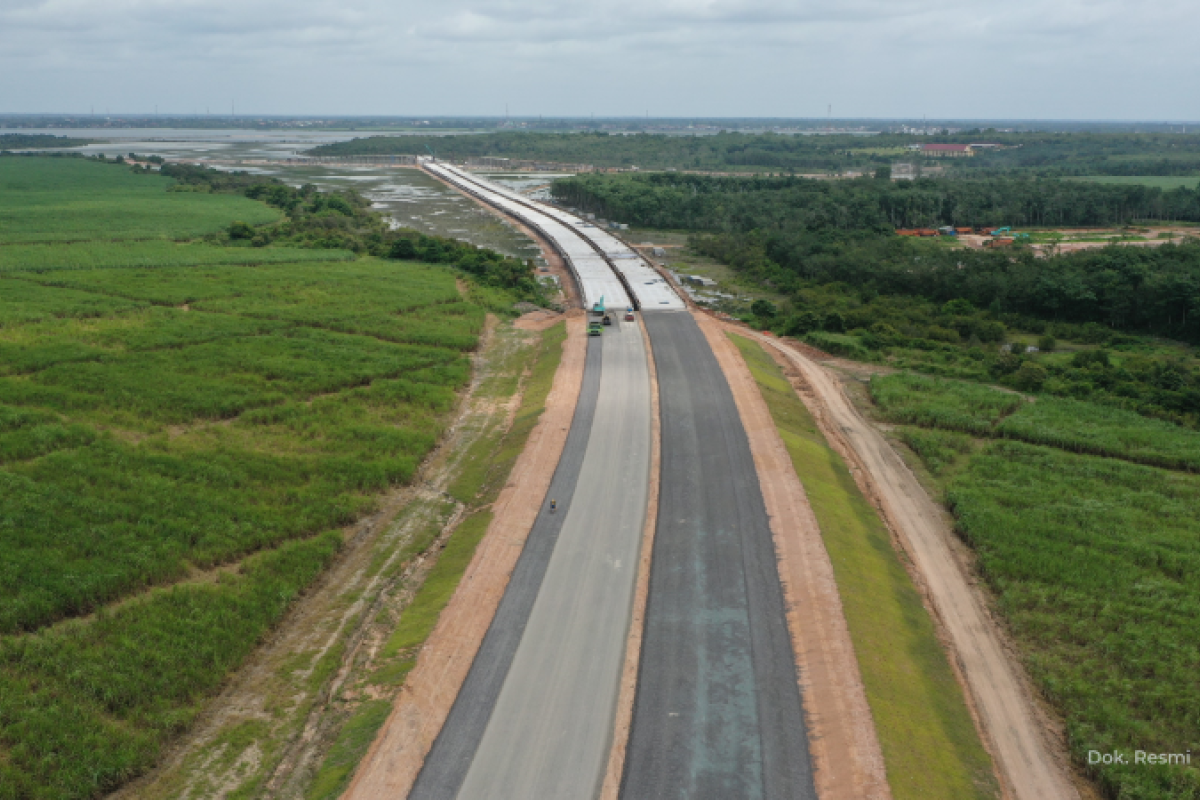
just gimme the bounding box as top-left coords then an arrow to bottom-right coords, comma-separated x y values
622,311 -> 816,800
410,316 -> 652,800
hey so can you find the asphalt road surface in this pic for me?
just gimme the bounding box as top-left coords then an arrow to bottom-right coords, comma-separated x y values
623,311 -> 816,800
411,316 -> 652,800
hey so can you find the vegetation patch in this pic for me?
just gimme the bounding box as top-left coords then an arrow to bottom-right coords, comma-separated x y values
306,321 -> 567,799
0,157 -> 280,243
998,396 -> 1200,472
0,156 -> 541,799
0,531 -> 343,800
945,442 -> 1200,799
729,333 -> 1000,800
870,372 -> 1024,434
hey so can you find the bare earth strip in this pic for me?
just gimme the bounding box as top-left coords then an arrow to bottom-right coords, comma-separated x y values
695,313 -> 891,800
342,313 -> 587,799
731,324 -> 1078,800
599,314 -> 662,800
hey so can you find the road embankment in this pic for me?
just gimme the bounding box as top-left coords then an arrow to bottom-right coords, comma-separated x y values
733,325 -> 1079,800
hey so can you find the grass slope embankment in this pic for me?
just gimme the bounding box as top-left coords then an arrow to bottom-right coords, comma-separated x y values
729,334 -> 1000,800
877,373 -> 1200,798
0,155 -> 524,799
305,321 -> 568,800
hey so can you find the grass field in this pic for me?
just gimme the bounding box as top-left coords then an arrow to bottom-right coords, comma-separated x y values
870,372 -> 1024,434
0,156 -> 504,798
946,443 -> 1200,799
730,334 -> 1000,800
0,240 -> 353,272
0,157 -> 280,242
877,369 -> 1200,798
873,372 -> 1200,473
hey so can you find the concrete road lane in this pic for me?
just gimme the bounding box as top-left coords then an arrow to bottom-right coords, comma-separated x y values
409,334 -> 604,800
623,311 -> 816,800
455,316 -> 652,799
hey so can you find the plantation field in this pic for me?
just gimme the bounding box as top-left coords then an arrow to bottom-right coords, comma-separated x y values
869,372 -> 1024,434
947,443 -> 1200,799
0,240 -> 353,272
872,372 -> 1200,471
877,370 -> 1200,798
0,157 -> 499,798
0,157 -> 280,243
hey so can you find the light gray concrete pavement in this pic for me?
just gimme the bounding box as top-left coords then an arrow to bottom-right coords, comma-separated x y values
622,311 -> 816,800
455,316 -> 651,799
410,317 -> 652,800
407,333 -> 604,800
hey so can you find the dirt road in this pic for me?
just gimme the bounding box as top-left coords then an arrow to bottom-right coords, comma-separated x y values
735,326 -> 1078,800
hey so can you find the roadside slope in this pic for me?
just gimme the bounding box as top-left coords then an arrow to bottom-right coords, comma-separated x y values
737,325 -> 1078,800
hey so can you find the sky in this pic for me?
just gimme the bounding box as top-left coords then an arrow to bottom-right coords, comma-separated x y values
2,0 -> 1198,120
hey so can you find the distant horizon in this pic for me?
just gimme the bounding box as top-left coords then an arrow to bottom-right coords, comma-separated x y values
3,114 -> 1199,130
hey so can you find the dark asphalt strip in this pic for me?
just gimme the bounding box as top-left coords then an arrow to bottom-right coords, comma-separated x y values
623,312 -> 815,800
409,335 -> 603,800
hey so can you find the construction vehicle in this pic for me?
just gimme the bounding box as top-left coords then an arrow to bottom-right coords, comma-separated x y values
989,226 -> 1031,243
591,296 -> 606,316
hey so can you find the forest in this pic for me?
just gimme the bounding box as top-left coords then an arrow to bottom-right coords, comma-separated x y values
0,133 -> 93,150
553,172 -> 1200,341
308,130 -> 1200,177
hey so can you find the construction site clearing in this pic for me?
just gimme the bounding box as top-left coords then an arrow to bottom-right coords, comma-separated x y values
895,224 -> 1198,254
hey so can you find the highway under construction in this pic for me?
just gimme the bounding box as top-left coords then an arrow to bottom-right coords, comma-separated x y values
349,163 -> 817,800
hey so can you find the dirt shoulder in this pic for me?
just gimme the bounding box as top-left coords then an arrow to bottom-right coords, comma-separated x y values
342,314 -> 587,799
697,313 -> 891,800
735,325 -> 1078,800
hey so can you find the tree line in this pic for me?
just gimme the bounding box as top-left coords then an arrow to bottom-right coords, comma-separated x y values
553,172 -> 1200,344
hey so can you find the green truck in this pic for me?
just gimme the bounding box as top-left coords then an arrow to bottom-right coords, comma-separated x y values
588,320 -> 603,336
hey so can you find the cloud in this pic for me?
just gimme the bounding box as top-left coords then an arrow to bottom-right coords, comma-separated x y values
0,0 -> 1197,118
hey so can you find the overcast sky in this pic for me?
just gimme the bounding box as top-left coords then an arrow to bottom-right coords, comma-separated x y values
2,0 -> 1197,120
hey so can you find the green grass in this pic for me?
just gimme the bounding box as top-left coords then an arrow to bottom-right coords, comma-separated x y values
0,240 -> 352,272
895,426 -> 974,477
870,372 -> 1024,434
999,396 -> 1200,472
873,373 -> 1200,473
0,157 -> 505,799
306,322 -> 567,799
729,334 -> 1000,800
0,157 -> 280,242
303,700 -> 394,800
13,258 -> 480,349
945,442 -> 1200,799
0,531 -> 343,800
